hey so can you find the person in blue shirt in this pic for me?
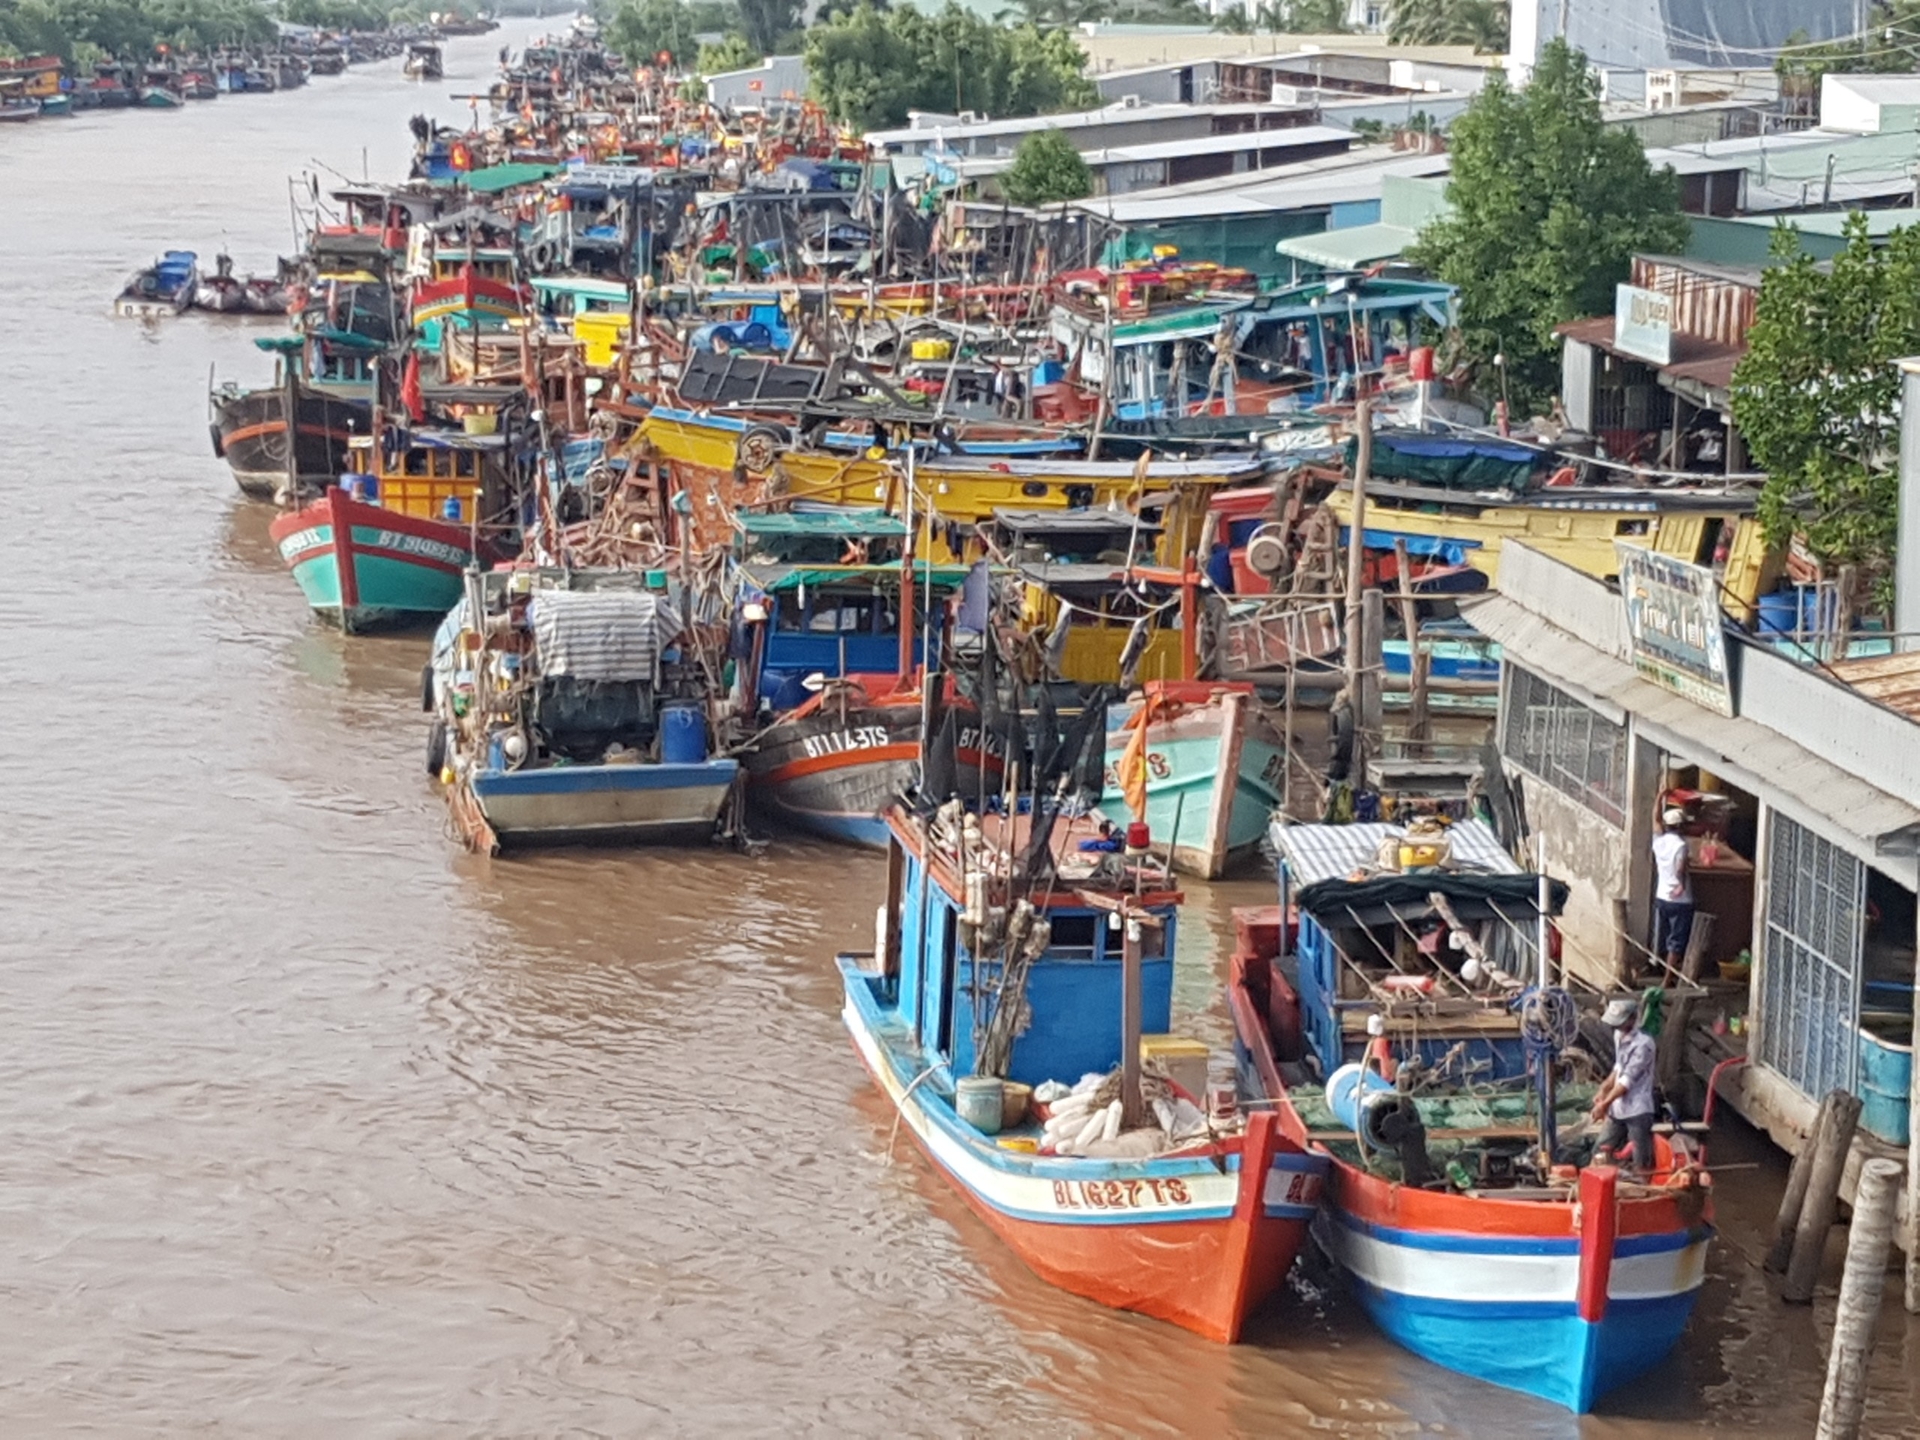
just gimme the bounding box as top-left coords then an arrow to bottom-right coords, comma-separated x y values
1589,997 -> 1657,1175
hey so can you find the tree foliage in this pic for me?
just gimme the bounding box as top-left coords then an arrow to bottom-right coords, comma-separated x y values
1000,126 -> 1091,206
1405,39 -> 1687,408
1213,0 -> 1348,34
0,0 -> 278,61
603,0 -> 738,66
805,3 -> 1097,130
1729,215 -> 1920,595
695,31 -> 758,74
733,0 -> 798,54
1386,0 -> 1506,51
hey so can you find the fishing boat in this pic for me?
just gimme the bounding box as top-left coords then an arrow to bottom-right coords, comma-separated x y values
115,250 -> 198,318
208,370 -> 370,501
430,569 -> 740,853
268,429 -> 517,630
1228,821 -> 1714,1412
0,96 -> 37,122
728,508 -> 991,845
839,797 -> 1328,1341
403,42 -> 443,80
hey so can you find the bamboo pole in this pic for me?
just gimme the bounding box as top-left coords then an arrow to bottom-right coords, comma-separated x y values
1391,537 -> 1429,743
1342,391 -> 1372,776
1816,1157 -> 1904,1439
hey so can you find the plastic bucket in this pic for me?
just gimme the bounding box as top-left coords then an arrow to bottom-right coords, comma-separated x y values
1000,1080 -> 1033,1130
660,702 -> 708,765
955,1076 -> 1004,1135
1324,1061 -> 1394,1133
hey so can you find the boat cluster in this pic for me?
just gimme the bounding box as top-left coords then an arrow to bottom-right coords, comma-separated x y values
189,22 -> 1731,1414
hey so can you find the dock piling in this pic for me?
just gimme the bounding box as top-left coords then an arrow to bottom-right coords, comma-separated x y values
1815,1157 -> 1903,1440
1783,1088 -> 1863,1303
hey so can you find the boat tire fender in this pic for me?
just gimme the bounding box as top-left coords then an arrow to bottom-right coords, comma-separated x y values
739,424 -> 786,474
425,719 -> 448,777
529,240 -> 557,271
210,422 -> 227,458
420,662 -> 436,713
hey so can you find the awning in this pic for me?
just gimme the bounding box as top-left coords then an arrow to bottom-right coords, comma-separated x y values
1269,818 -> 1520,888
1274,222 -> 1416,270
452,162 -> 562,194
1463,593 -> 1920,859
1555,316 -> 1743,401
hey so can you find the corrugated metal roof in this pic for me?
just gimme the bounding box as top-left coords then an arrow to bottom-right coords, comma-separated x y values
1076,149 -> 1449,223
1268,818 -> 1518,888
1275,221 -> 1416,268
1464,594 -> 1920,847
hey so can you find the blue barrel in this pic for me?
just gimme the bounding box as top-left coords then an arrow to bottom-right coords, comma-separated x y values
1858,1023 -> 1912,1145
660,702 -> 708,765
1756,591 -> 1798,636
1324,1061 -> 1394,1132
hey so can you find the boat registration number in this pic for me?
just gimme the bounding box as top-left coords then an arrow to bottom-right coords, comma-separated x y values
800,726 -> 890,759
1101,752 -> 1170,788
1051,1178 -> 1191,1210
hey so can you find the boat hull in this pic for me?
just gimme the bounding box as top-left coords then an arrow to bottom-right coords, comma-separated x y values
842,957 -> 1327,1342
212,384 -> 369,501
469,760 -> 739,848
1102,687 -> 1284,878
269,488 -> 473,633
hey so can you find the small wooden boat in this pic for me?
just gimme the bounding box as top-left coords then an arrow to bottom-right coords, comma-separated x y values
0,98 -> 37,122
431,571 -> 740,853
403,42 -> 443,80
137,84 -> 184,108
270,483 -> 486,633
840,802 -> 1328,1341
36,92 -> 70,116
1229,825 -> 1714,1412
115,250 -> 198,317
208,373 -> 368,501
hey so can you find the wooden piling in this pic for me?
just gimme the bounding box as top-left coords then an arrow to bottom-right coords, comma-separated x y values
1815,1157 -> 1904,1440
1767,1092 -> 1835,1274
1783,1088 -> 1864,1303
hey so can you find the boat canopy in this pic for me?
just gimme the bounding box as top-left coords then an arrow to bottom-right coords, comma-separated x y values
529,590 -> 682,682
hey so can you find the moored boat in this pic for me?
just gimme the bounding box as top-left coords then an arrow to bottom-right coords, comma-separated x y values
270,483 -> 484,632
208,374 -> 368,501
840,799 -> 1328,1340
403,42 -> 443,80
115,250 -> 198,317
1228,822 -> 1714,1412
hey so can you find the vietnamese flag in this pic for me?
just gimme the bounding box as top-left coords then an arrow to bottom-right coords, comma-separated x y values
401,351 -> 425,422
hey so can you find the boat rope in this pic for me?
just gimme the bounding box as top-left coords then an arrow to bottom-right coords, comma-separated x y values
884,1063 -> 944,1165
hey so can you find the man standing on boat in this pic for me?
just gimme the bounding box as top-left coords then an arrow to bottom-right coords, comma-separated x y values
1590,998 -> 1656,1176
1651,806 -> 1693,975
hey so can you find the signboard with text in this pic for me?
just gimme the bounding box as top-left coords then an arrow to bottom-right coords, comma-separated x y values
1614,283 -> 1675,366
1616,543 -> 1734,715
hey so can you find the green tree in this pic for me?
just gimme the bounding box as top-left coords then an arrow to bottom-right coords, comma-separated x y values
1405,38 -> 1686,408
805,3 -> 1097,130
1729,216 -> 1920,599
1214,0 -> 1349,33
1387,0 -> 1506,51
734,0 -> 797,53
1000,126 -> 1091,205
695,32 -> 758,73
606,0 -> 698,65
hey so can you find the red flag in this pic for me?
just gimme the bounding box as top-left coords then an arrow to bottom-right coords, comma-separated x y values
400,352 -> 425,422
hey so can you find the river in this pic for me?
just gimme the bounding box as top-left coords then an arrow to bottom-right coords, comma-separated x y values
2,20 -> 1917,1435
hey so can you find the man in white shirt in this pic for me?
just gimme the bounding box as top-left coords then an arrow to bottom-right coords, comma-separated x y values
1590,997 -> 1657,1174
1650,807 -> 1693,972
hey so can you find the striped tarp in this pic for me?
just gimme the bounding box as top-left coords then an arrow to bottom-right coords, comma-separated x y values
1268,819 -> 1519,888
529,591 -> 682,682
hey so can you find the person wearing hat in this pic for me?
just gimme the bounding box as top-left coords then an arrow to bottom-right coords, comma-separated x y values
1650,807 -> 1694,973
1589,997 -> 1657,1174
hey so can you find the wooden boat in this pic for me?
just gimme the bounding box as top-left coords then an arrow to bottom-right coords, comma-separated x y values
115,250 -> 197,318
403,42 -> 443,80
430,570 -> 739,852
840,802 -> 1328,1341
729,509 -> 993,845
269,428 -> 516,629
137,84 -> 184,108
1228,824 -> 1714,1412
208,373 -> 369,501
0,98 -> 37,122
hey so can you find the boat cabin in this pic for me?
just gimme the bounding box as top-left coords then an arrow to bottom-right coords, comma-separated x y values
876,806 -> 1180,1087
344,429 -> 508,526
1272,818 -> 1568,1082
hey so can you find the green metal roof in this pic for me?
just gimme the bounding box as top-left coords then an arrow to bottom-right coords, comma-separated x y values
738,509 -> 907,537
1275,222 -> 1418,269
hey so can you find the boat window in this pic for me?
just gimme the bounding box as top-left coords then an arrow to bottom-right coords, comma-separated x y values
1046,913 -> 1099,959
404,449 -> 429,476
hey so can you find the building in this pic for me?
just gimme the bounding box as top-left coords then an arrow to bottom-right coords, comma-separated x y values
961,124 -> 1356,198
703,55 -> 807,112
1463,528 -> 1920,1264
1508,0 -> 1855,83
866,99 -> 1323,162
1555,254 -> 1758,473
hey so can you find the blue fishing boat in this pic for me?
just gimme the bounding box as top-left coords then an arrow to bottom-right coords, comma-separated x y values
115,250 -> 198,317
841,796 -> 1327,1340
431,571 -> 739,853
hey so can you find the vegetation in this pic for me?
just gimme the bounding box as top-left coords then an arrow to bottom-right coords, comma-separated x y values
0,0 -> 279,62
998,0 -> 1206,23
1000,127 -> 1092,206
602,0 -> 793,69
1405,39 -> 1686,409
1212,0 -> 1348,35
1385,0 -> 1507,52
1730,216 -> 1920,601
694,32 -> 758,75
805,2 -> 1097,130
1775,5 -> 1920,91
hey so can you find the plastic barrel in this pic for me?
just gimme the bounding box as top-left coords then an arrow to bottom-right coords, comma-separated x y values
1324,1061 -> 1394,1132
660,702 -> 708,765
1756,591 -> 1798,636
955,1076 -> 1004,1135
1858,1025 -> 1912,1145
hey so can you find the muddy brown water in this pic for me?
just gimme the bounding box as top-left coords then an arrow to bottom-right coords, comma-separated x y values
4,23 -> 1920,1435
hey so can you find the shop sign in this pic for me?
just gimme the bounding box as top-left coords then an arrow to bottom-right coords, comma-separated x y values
1616,543 -> 1733,715
1614,283 -> 1674,366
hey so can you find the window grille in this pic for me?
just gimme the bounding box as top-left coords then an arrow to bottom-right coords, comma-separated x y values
1758,812 -> 1863,1100
1500,666 -> 1628,826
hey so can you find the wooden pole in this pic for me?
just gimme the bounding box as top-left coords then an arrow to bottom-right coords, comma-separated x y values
1392,538 -> 1430,743
1769,1090 -> 1840,1273
1816,1156 -> 1904,1439
1784,1088 -> 1864,1303
1121,909 -> 1144,1129
1360,588 -> 1384,748
1343,390 -> 1372,773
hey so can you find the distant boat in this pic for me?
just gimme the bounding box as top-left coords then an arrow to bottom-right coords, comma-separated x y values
0,97 -> 38,123
403,42 -> 443,80
36,93 -> 69,116
208,374 -> 368,501
115,250 -> 198,318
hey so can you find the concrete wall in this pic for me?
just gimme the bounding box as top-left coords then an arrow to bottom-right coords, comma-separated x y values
1517,772 -> 1633,986
705,55 -> 807,110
